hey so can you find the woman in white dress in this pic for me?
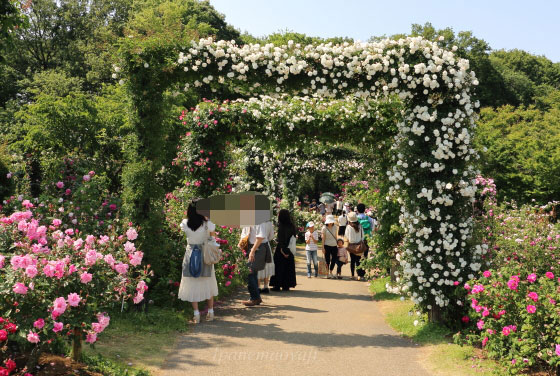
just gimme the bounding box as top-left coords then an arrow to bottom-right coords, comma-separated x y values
178,203 -> 219,323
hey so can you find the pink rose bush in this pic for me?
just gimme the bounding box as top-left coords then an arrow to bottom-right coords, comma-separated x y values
0,202 -> 150,368
457,197 -> 560,374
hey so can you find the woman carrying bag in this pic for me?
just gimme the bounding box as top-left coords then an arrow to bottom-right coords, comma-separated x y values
344,212 -> 367,281
270,209 -> 297,291
178,202 -> 219,323
321,215 -> 340,279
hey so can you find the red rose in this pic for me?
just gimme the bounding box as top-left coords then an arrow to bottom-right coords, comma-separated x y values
0,330 -> 7,341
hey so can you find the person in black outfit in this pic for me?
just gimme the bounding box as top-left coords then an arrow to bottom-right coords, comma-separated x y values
269,209 -> 297,291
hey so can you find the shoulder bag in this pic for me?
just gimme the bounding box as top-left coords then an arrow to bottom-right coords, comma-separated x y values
203,223 -> 222,265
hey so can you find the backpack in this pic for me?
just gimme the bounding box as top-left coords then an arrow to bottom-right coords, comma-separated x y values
189,244 -> 203,278
358,217 -> 372,236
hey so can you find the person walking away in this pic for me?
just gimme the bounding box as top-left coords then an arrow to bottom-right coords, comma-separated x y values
338,212 -> 347,239
336,197 -> 343,215
318,202 -> 326,217
344,212 -> 365,281
325,201 -> 335,215
240,222 -> 272,307
257,220 -> 275,293
270,209 -> 297,291
305,222 -> 319,278
179,202 -> 219,323
356,203 -> 374,278
336,238 -> 348,279
321,215 -> 339,279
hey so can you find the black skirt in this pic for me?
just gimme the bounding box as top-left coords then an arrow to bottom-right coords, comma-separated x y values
269,247 -> 297,289
338,225 -> 346,236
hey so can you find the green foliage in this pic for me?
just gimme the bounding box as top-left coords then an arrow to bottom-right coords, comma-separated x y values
82,353 -> 150,376
475,105 -> 560,203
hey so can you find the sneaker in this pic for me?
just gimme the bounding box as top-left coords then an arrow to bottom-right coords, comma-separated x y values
192,313 -> 201,324
243,300 -> 259,307
206,311 -> 214,321
326,274 -> 331,279
307,274 -> 311,279
337,275 -> 342,280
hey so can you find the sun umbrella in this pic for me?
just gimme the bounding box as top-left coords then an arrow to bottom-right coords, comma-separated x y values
319,195 -> 336,204
321,192 -> 336,198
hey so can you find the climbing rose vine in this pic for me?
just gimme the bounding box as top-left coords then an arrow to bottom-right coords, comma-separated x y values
117,35 -> 482,314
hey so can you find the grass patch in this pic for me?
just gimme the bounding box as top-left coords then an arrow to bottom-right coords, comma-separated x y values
369,276 -> 401,301
85,307 -> 191,375
370,277 -> 506,375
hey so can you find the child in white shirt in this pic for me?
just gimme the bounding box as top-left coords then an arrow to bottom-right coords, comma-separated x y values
305,221 -> 319,278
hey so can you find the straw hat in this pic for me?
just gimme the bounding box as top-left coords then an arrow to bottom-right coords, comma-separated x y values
324,215 -> 336,225
347,212 -> 358,222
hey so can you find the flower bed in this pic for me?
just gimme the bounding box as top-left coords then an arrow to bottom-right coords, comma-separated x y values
457,182 -> 560,374
0,198 -> 149,373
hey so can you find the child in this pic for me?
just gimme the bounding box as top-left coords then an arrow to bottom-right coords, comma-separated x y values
305,222 -> 319,278
336,238 -> 348,280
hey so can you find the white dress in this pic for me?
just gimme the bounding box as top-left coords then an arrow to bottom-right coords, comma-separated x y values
178,219 -> 219,302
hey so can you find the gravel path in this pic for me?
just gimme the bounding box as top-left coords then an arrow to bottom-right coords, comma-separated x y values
163,251 -> 431,376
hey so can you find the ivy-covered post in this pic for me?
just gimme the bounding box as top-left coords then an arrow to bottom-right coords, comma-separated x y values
117,42 -> 176,276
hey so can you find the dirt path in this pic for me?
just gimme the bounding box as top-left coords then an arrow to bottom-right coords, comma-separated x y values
162,250 -> 431,376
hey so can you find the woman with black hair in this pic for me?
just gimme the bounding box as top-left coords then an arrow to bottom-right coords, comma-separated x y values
269,209 -> 297,291
178,202 -> 219,323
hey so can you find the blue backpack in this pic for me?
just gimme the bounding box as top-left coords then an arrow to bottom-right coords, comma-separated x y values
189,244 -> 203,278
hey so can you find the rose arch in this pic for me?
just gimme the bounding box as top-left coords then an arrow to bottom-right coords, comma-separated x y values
116,36 -> 486,318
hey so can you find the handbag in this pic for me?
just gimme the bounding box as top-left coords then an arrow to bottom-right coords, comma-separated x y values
346,227 -> 367,255
239,234 -> 249,251
203,223 -> 222,265
318,260 -> 329,276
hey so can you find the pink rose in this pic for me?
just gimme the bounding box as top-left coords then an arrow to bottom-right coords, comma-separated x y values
126,227 -> 138,241
136,281 -> 148,293
27,331 -> 40,343
502,326 -> 511,336
13,282 -> 28,294
483,270 -> 491,278
0,329 -> 7,341
129,251 -> 143,266
133,293 -> 144,304
0,255 -> 4,268
527,273 -> 537,283
33,318 -> 45,330
471,284 -> 484,294
53,297 -> 67,316
526,305 -> 536,314
53,322 -> 64,333
67,293 -> 81,307
527,292 -> 538,302
477,320 -> 484,330
545,272 -> 554,279
85,332 -> 97,344
52,218 -> 62,227
56,181 -> 64,189
115,263 -> 129,275
507,278 -> 518,291
25,265 -> 38,278
80,272 -> 92,284
83,175 -> 91,182
482,337 -> 488,347
124,241 -> 135,253
555,344 -> 560,357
